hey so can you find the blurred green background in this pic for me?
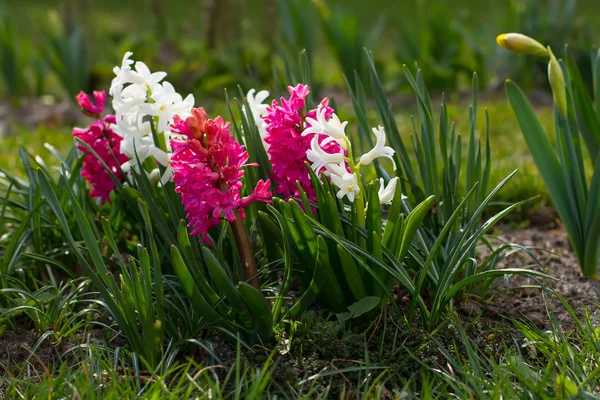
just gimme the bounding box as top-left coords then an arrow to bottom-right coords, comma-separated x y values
1,0 -> 598,216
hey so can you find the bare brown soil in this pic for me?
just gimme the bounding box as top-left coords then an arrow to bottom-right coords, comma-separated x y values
487,225 -> 600,328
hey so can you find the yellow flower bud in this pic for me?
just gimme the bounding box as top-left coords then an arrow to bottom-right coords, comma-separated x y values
547,47 -> 568,116
496,33 -> 549,57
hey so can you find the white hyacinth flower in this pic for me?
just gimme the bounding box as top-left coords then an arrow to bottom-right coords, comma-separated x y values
109,51 -> 194,185
243,89 -> 270,149
119,136 -> 156,162
246,89 -> 270,119
110,52 -> 166,94
306,135 -> 345,173
359,126 -> 396,169
330,171 -> 360,202
378,177 -> 402,205
140,81 -> 195,134
303,104 -> 349,149
149,166 -> 174,187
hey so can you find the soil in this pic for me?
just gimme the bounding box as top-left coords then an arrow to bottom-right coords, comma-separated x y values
0,330 -> 54,371
486,225 -> 600,329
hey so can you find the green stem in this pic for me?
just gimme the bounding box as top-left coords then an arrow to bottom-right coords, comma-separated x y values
344,137 -> 366,227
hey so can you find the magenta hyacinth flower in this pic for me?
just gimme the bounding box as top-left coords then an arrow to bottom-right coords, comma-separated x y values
76,90 -> 107,116
262,84 -> 343,200
170,107 -> 271,245
72,91 -> 128,204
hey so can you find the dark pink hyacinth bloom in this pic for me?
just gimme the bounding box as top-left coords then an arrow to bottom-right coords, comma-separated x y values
170,107 -> 271,245
262,84 -> 343,200
76,90 -> 106,116
72,91 -> 127,204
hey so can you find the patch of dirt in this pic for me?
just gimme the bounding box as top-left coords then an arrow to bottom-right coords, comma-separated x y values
205,308 -> 515,397
487,226 -> 600,328
0,330 -> 54,370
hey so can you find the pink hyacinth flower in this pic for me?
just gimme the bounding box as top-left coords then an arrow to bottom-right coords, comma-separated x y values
262,84 -> 344,201
170,107 -> 272,245
76,90 -> 107,116
72,90 -> 128,204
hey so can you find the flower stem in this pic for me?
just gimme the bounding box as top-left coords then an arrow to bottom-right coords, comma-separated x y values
344,136 -> 366,227
230,211 -> 260,288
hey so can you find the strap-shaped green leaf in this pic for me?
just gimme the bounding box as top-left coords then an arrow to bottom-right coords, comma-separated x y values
288,235 -> 330,319
283,199 -> 317,279
267,206 -> 294,324
284,199 -> 345,311
389,214 -> 405,256
336,244 -> 368,302
565,48 -> 600,163
201,247 -> 253,331
366,183 -> 382,249
239,282 -> 273,341
398,196 -> 434,262
170,245 -> 227,327
257,211 -> 284,248
506,80 -> 579,245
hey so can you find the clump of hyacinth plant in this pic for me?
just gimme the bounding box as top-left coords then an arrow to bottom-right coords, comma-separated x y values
170,108 -> 271,288
253,83 -> 435,317
72,90 -> 128,203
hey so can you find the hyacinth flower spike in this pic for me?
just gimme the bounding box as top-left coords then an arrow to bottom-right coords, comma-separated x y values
72,90 -> 128,204
301,99 -> 400,211
170,107 -> 271,288
261,84 -> 345,201
110,51 -> 194,186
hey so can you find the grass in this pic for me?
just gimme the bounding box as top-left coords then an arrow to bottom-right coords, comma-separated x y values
0,124 -> 72,177
1,292 -> 597,398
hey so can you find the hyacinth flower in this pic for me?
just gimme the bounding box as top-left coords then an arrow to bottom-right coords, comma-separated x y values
262,84 -> 345,201
72,90 -> 128,204
170,107 -> 271,288
303,102 -> 397,208
109,51 -> 194,185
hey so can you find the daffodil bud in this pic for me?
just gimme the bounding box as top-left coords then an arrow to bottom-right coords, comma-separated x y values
547,47 -> 568,116
496,33 -> 549,57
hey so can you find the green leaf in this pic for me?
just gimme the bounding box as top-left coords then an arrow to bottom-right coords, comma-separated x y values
266,206 -> 293,324
175,222 -> 222,309
565,48 -> 600,163
170,245 -> 225,327
238,282 -> 273,341
337,296 -> 381,322
382,180 -> 404,248
506,81 -> 579,251
288,235 -> 330,319
398,195 -> 434,262
201,247 -> 253,331
336,244 -> 368,302
443,268 -> 553,306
